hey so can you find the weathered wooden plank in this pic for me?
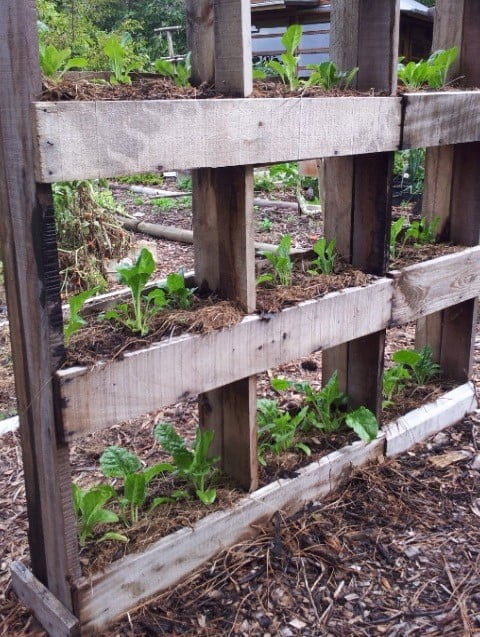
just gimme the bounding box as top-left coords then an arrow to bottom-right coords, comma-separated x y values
0,0 -> 80,606
10,562 -> 80,637
440,299 -> 478,382
402,92 -> 480,149
391,246 -> 480,325
32,97 -> 402,182
186,0 -> 215,86
76,436 -> 385,634
384,383 -> 477,458
57,280 -> 393,439
214,0 -> 252,96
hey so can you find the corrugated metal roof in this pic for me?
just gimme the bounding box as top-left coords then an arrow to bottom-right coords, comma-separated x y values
251,0 -> 433,15
400,0 -> 432,16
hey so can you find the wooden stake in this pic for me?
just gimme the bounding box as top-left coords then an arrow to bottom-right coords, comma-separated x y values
187,0 -> 258,490
322,0 -> 399,413
0,0 -> 79,609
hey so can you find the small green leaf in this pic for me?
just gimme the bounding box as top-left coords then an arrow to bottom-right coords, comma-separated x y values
345,407 -> 379,442
393,350 -> 420,367
143,462 -> 175,485
271,377 -> 292,392
124,473 -> 147,508
196,488 -> 217,505
98,531 -> 128,543
100,446 -> 142,478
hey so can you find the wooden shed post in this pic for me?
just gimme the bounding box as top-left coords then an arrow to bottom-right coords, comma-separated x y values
186,0 -> 258,491
321,0 -> 400,415
416,0 -> 480,380
0,0 -> 80,610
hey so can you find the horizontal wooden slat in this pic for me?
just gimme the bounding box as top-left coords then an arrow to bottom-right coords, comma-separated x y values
76,436 -> 385,634
384,382 -> 477,458
33,97 -> 401,182
402,91 -> 480,149
390,246 -> 480,325
11,562 -> 80,637
57,280 -> 393,439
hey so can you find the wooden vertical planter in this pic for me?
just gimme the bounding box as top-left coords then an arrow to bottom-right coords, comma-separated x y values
1,0 -> 479,635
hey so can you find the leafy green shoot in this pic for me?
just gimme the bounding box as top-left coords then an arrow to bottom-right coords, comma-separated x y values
382,364 -> 411,408
64,286 -> 100,344
305,61 -> 358,90
302,371 -> 349,433
266,24 -> 302,90
104,35 -> 139,85
258,234 -> 293,287
344,407 -> 378,443
258,217 -> 273,233
39,43 -> 87,80
309,238 -> 336,275
404,216 -> 440,245
392,346 -> 441,386
398,46 -> 459,90
257,399 -> 310,465
390,217 -> 406,259
100,446 -> 174,524
154,424 -> 219,504
72,483 -> 126,546
161,271 -> 195,310
105,248 -> 168,335
153,52 -> 192,87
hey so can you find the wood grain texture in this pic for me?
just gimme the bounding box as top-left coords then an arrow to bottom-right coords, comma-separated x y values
440,299 -> 478,382
384,383 -> 476,458
76,437 -> 385,634
10,563 -> 80,637
33,97 -> 401,182
214,0 -> 252,96
402,92 -> 480,149
0,0 -> 79,606
57,280 -> 393,439
186,0 -> 214,86
391,246 -> 480,325
421,145 -> 454,240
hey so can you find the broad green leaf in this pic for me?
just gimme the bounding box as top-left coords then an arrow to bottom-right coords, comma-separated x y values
154,422 -> 188,458
88,508 -> 119,527
196,488 -> 217,505
149,496 -> 174,512
100,446 -> 142,478
392,349 -> 420,367
143,462 -> 175,485
281,24 -> 302,56
81,485 -> 116,519
166,272 -> 185,293
271,377 -> 292,392
256,273 -> 274,286
154,58 -> 176,77
345,407 -> 379,442
124,473 -> 147,507
296,442 -> 311,456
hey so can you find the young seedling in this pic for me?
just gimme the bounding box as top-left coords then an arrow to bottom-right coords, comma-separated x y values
398,46 -> 458,90
305,61 -> 358,90
71,483 -> 127,546
100,446 -> 175,525
64,286 -> 100,344
404,216 -> 440,245
104,248 -> 168,335
257,399 -> 310,465
258,217 -> 273,233
266,24 -> 302,91
39,43 -> 87,80
161,271 -> 195,310
309,238 -> 336,275
382,364 -> 411,408
344,407 -> 379,443
258,234 -> 294,287
392,346 -> 441,386
155,424 -> 219,505
153,52 -> 192,87
390,217 -> 406,260
104,35 -> 139,85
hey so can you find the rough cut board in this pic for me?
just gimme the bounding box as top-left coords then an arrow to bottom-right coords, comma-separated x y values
391,246 -> 480,325
32,97 -> 401,182
75,436 -> 385,634
57,280 -> 392,439
384,382 -> 477,458
402,91 -> 480,149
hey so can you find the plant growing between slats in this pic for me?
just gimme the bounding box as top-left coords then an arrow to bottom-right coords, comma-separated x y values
398,46 -> 459,90
257,234 -> 294,286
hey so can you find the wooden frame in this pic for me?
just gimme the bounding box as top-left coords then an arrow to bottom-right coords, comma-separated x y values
3,0 -> 479,634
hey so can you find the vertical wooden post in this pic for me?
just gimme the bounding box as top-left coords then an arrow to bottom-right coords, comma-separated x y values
416,0 -> 480,380
187,0 -> 258,491
0,0 -> 80,609
322,0 -> 399,415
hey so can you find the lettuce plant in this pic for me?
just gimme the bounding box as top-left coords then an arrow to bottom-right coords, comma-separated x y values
309,238 -> 336,275
39,43 -> 87,80
154,424 -> 219,504
305,61 -> 358,90
257,399 -> 310,465
398,46 -> 458,90
104,35 -> 139,85
266,24 -> 302,90
71,483 -> 127,546
258,234 -> 294,287
392,346 -> 441,386
153,52 -> 192,87
64,286 -> 100,344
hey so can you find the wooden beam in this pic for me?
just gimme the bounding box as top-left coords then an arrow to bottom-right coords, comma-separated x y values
32,97 -> 401,182
391,246 -> 480,325
10,562 -> 80,637
57,280 -> 393,440
76,436 -> 385,634
186,0 -> 215,86
322,0 -> 399,415
384,383 -> 476,458
0,0 -> 80,608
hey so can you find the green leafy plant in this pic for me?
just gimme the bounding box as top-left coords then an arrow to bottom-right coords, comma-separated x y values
72,483 -> 127,546
257,399 -> 310,465
258,234 -> 293,287
153,52 -> 192,87
258,217 -> 273,232
254,171 -> 276,193
161,271 -> 195,310
345,407 -> 379,443
177,175 -> 192,192
64,286 -> 100,344
39,43 -> 87,80
309,238 -> 336,275
100,446 -> 175,524
105,248 -> 168,335
390,217 -> 406,259
382,364 -> 411,407
155,424 -> 219,504
398,46 -> 458,90
304,61 -> 358,90
404,216 -> 440,245
392,346 -> 441,386
104,34 -> 139,84
266,24 -> 302,90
